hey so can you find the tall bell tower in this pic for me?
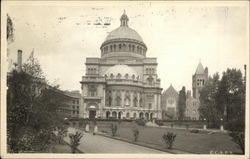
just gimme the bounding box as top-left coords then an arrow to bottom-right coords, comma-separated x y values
192,62 -> 208,99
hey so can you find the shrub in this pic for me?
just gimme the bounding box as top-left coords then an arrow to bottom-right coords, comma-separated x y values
69,131 -> 83,153
162,132 -> 176,149
135,119 -> 146,126
110,124 -> 118,137
229,131 -> 244,154
132,128 -> 140,142
57,126 -> 68,144
226,120 -> 245,154
190,129 -> 199,133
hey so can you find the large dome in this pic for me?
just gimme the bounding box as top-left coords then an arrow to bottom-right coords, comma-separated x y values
103,64 -> 139,79
105,27 -> 144,43
100,11 -> 147,59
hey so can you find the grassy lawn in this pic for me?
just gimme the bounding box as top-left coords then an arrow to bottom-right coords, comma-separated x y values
88,121 -> 242,154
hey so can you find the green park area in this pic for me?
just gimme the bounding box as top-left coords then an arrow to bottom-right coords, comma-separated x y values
75,120 -> 242,154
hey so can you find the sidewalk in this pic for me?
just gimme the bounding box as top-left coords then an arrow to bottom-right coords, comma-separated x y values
64,127 -> 168,154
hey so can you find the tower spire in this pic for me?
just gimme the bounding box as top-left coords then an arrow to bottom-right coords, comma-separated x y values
120,10 -> 129,27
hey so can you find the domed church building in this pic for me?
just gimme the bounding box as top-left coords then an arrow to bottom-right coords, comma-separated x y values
80,12 -> 162,120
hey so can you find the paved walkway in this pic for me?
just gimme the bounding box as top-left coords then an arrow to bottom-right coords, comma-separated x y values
64,127 -> 167,154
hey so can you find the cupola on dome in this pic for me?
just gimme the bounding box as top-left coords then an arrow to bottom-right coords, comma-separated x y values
104,11 -> 144,44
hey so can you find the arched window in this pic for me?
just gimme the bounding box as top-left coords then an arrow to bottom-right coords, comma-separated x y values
117,73 -> 121,79
110,73 -> 114,79
125,73 -> 129,79
133,112 -> 137,118
106,111 -> 110,118
129,44 -> 131,51
112,111 -> 117,118
137,46 -> 139,53
114,45 -> 116,51
139,112 -> 144,119
126,112 -> 130,118
132,74 -> 135,80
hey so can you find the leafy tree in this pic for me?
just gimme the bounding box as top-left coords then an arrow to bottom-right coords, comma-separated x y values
217,68 -> 245,154
69,132 -> 83,153
177,86 -> 186,120
7,14 -> 14,43
7,54 -> 65,152
199,68 -> 245,153
217,68 -> 245,122
199,73 -> 221,128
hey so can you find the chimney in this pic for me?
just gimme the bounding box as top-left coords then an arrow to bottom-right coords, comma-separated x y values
17,50 -> 22,72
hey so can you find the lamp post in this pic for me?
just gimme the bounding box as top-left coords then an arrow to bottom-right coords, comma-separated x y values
203,118 -> 207,130
220,118 -> 224,131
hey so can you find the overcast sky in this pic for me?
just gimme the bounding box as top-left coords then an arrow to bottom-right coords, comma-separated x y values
5,1 -> 249,92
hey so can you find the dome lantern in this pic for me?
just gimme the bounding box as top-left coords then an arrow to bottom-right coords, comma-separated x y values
120,10 -> 129,27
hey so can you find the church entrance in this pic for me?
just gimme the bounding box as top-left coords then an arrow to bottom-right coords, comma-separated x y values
89,110 -> 96,119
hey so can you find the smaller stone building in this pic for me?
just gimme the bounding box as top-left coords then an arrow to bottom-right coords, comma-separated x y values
63,90 -> 81,118
186,62 -> 208,120
161,84 -> 179,120
185,90 -> 200,120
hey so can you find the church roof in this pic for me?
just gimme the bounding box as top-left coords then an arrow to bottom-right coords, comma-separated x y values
195,62 -> 205,74
163,84 -> 179,99
104,12 -> 144,43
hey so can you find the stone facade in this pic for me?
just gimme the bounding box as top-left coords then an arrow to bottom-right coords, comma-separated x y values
185,90 -> 200,120
80,12 -> 162,120
161,84 -> 179,120
186,62 -> 208,120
